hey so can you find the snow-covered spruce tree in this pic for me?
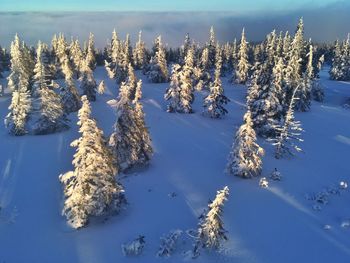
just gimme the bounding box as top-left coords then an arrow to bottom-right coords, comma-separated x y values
108,29 -> 121,65
105,30 -> 120,78
285,19 -> 305,107
311,52 -> 325,102
235,28 -> 250,84
193,47 -> 212,91
80,57 -> 97,101
232,38 -> 238,69
264,30 -> 277,70
329,40 -> 343,80
104,32 -> 130,84
86,32 -> 96,70
294,18 -> 306,71
275,31 -> 284,62
157,230 -> 183,258
282,31 -> 291,63
133,91 -> 153,162
192,186 -> 229,258
125,63 -> 139,101
271,86 -> 304,159
28,41 -> 69,135
52,33 -> 70,79
59,95 -> 126,229
146,36 -> 168,83
7,34 -> 24,92
222,42 -> 233,75
0,46 -> 5,78
164,48 -> 195,113
109,78 -> 153,172
203,46 -> 229,118
133,31 -> 146,70
226,110 -> 264,178
207,26 -> 216,68
247,59 -> 285,136
69,39 -> 84,77
338,36 -> 350,80
295,44 -> 314,111
60,56 -> 81,113
5,87 -> 31,135
179,52 -> 195,113
7,34 -> 34,92
5,35 -> 34,135
124,34 -> 133,65
164,64 -> 182,112
98,80 -> 106,95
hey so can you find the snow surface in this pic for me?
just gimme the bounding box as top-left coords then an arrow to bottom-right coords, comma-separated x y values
0,67 -> 349,262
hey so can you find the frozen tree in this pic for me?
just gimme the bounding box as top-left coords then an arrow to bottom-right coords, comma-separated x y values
133,93 -> 153,162
232,38 -> 238,69
329,40 -> 342,80
329,35 -> 350,81
164,64 -> 182,112
69,39 -> 84,77
98,80 -> 106,95
80,57 -> 97,101
0,46 -> 4,78
125,63 -> 138,101
104,31 -> 130,84
108,29 -> 121,65
179,62 -> 194,113
193,47 -> 211,91
60,57 -> 81,113
295,44 -> 313,111
5,88 -> 31,135
7,35 -> 24,92
235,28 -> 250,84
179,33 -> 191,64
222,42 -> 233,74
271,87 -> 304,159
133,79 -> 143,104
264,30 -> 277,70
311,72 -> 325,103
275,31 -> 284,61
146,36 -> 168,83
157,230 -> 183,258
52,33 -> 70,79
5,35 -> 34,135
207,26 -> 216,68
86,32 -> 96,70
133,31 -> 146,70
122,236 -> 146,256
59,96 -> 126,229
168,48 -> 196,113
192,186 -> 229,258
282,31 -> 291,63
28,41 -> 69,135
270,168 -> 282,181
124,34 -> 133,65
203,46 -> 229,118
285,18 -> 305,106
226,111 -> 264,178
109,77 -> 153,172
164,51 -> 194,113
7,34 -> 34,92
52,35 -> 84,114
247,59 -> 285,136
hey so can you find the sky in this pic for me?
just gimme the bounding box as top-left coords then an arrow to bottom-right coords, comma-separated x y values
0,0 -> 343,12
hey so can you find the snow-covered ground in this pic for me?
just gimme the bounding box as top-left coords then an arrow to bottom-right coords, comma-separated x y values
0,67 -> 349,263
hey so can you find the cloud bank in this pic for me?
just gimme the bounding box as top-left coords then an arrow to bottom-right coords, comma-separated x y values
0,2 -> 349,49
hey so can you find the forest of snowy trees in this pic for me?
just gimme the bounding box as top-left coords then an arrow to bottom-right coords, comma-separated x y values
0,17 -> 347,258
